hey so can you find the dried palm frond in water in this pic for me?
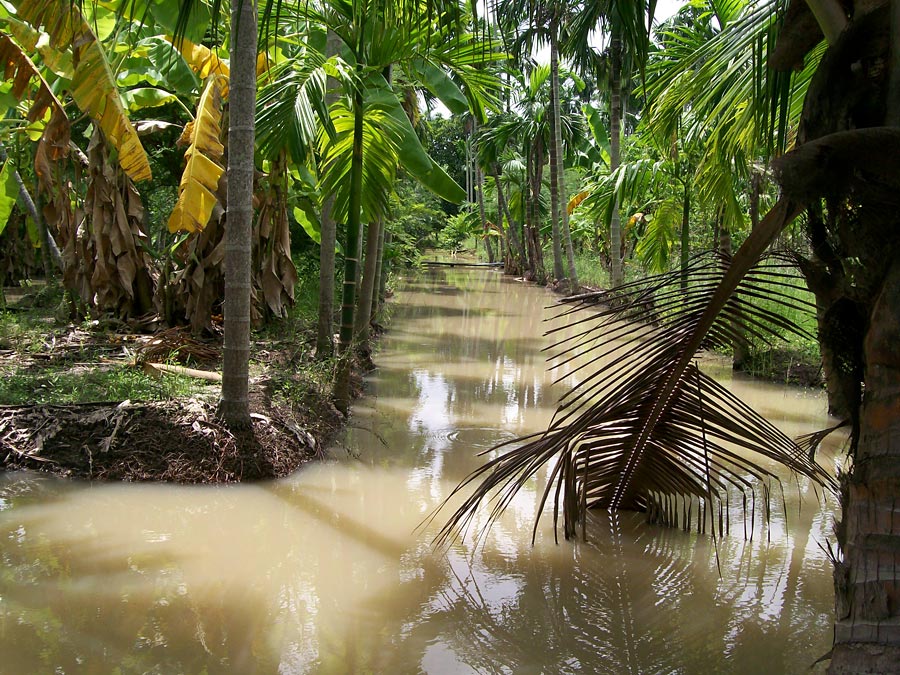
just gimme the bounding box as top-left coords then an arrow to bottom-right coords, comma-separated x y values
436,203 -> 835,546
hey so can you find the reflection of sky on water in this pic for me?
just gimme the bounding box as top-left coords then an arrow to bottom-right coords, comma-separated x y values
0,268 -> 839,674
409,369 -> 453,452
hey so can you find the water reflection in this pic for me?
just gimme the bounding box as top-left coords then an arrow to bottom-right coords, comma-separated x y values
0,268 -> 838,673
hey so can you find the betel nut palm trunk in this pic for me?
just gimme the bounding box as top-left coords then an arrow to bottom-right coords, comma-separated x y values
219,0 -> 257,428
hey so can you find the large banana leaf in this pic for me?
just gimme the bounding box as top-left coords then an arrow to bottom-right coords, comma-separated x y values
0,32 -> 70,187
117,36 -> 200,98
168,75 -> 226,233
12,0 -> 151,181
168,36 -> 230,82
437,198 -> 834,544
0,160 -> 19,236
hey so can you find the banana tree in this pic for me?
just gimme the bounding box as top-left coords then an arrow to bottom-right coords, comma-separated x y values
1,0 -> 158,316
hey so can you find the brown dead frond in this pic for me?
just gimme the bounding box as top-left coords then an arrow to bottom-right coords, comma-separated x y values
435,199 -> 835,547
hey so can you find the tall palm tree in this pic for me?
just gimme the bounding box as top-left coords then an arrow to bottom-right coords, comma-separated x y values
316,28 -> 343,359
568,0 -> 658,287
217,0 -> 258,428
495,0 -> 578,288
308,0 -> 499,412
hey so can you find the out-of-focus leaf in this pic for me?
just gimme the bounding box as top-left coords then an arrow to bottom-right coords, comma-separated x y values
148,0 -> 210,44
0,159 -> 19,236
121,87 -> 178,112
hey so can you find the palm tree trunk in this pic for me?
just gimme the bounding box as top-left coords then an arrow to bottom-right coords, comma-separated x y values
829,258 -> 900,672
334,81 -> 365,414
560,182 -> 578,292
377,230 -> 391,310
371,221 -> 386,320
550,24 -> 577,291
476,162 -> 494,263
527,141 -> 546,283
316,28 -> 342,359
355,218 -> 381,343
548,21 -> 565,284
219,0 -> 257,428
494,170 -> 524,272
680,182 -> 690,290
609,28 -> 624,288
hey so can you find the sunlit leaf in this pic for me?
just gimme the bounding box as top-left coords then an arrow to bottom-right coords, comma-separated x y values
167,75 -> 225,233
168,35 -> 229,84
121,86 -> 178,112
0,159 -> 19,236
292,205 -> 321,245
13,0 -> 152,181
117,36 -> 199,97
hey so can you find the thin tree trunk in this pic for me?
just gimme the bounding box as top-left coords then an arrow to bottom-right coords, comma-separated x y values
609,28 -> 624,288
316,28 -> 342,359
548,21 -> 565,284
476,164 -> 494,263
527,141 -> 546,283
733,173 -> 761,368
680,182 -> 690,290
494,170 -> 524,272
371,221 -> 386,320
334,79 -> 365,414
378,230 -> 391,309
218,0 -> 256,428
355,217 -> 381,343
0,142 -> 62,272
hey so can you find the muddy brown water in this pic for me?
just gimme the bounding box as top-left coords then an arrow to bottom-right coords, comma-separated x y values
0,268 -> 842,674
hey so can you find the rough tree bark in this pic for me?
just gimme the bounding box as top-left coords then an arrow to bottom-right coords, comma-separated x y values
219,0 -> 257,428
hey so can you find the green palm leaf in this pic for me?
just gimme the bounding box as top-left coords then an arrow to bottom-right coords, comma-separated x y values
318,99 -> 400,224
256,54 -> 330,164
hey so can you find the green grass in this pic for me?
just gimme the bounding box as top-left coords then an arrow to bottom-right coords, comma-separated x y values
0,363 -> 204,405
573,250 -> 609,288
0,285 -> 208,405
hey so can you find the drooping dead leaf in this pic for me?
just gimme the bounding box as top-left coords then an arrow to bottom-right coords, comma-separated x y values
14,0 -> 152,182
254,157 -> 298,320
168,75 -> 226,233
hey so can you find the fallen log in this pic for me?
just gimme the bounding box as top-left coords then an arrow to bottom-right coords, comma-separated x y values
143,362 -> 222,382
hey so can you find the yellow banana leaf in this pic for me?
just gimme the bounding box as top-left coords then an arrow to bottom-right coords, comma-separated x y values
0,33 -> 70,186
167,36 -> 230,93
567,190 -> 589,215
168,75 -> 226,233
169,37 -> 275,94
13,0 -> 152,182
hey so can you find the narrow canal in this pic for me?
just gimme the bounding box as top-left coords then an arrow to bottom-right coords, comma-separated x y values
0,267 -> 841,673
